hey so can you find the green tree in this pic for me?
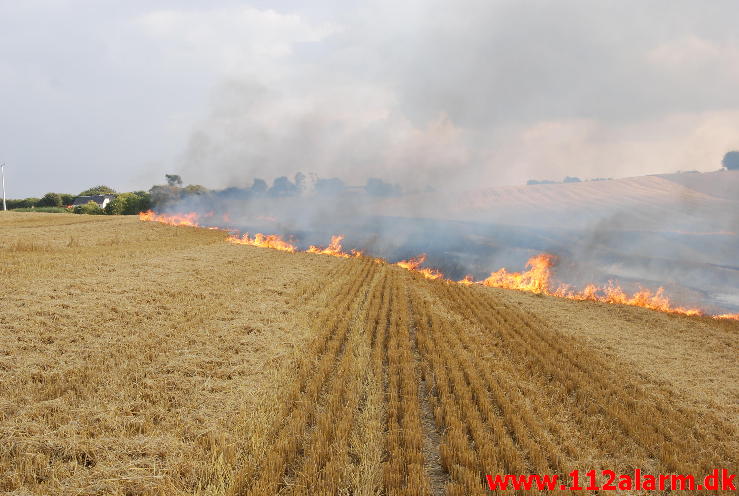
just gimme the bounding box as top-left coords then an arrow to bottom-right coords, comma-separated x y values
74,201 -> 104,215
104,193 -> 131,215
38,192 -> 63,207
20,198 -> 40,208
165,174 -> 183,187
60,194 -> 75,206
722,151 -> 739,170
103,192 -> 153,215
183,184 -> 208,196
149,185 -> 181,207
79,185 -> 116,196
129,191 -> 152,213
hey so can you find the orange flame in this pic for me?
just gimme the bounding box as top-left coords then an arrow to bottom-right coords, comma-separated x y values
480,254 -> 704,316
396,254 -> 444,280
714,313 -> 739,320
307,235 -> 357,258
138,211 -> 738,319
139,210 -> 199,227
226,233 -> 296,253
481,254 -> 555,294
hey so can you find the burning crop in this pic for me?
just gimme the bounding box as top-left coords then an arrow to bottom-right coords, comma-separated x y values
395,254 -> 444,280
226,233 -> 297,253
139,210 -> 738,319
138,210 -> 199,227
306,235 -> 360,258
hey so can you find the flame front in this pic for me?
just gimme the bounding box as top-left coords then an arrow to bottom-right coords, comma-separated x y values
396,254 -> 444,280
481,254 -> 555,294
307,235 -> 360,258
478,254 -> 704,316
714,313 -> 739,320
226,233 -> 296,253
139,210 -> 199,227
139,211 -> 738,319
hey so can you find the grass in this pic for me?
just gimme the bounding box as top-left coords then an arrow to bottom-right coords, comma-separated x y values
11,207 -> 72,213
1,212 -> 737,495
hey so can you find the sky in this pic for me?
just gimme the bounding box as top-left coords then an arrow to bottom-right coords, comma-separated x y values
1,0 -> 739,197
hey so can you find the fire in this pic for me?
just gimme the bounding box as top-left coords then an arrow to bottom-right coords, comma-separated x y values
714,313 -> 739,320
307,235 -> 357,258
479,254 -> 704,316
139,211 -> 738,319
226,233 -> 296,253
395,254 -> 444,280
481,254 -> 555,294
138,210 -> 199,227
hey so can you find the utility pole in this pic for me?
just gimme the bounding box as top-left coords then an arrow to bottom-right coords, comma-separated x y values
1,164 -> 5,211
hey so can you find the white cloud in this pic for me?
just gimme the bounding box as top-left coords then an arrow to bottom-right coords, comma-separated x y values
135,7 -> 337,77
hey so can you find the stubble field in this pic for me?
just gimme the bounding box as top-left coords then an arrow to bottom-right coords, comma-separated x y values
1,213 -> 736,495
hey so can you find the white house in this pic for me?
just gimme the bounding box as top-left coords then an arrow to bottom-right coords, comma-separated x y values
71,194 -> 116,209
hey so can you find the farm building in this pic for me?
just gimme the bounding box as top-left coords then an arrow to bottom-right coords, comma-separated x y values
71,194 -> 116,209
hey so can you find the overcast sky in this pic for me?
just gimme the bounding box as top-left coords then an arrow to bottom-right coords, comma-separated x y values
2,0 -> 738,197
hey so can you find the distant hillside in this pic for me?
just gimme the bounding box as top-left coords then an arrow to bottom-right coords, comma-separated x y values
380,170 -> 739,233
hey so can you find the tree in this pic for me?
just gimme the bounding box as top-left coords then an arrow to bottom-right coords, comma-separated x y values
294,172 -> 307,193
250,178 -> 267,194
183,184 -> 208,196
130,191 -> 152,213
149,184 -> 181,207
38,192 -> 63,207
74,201 -> 104,215
79,185 -> 116,196
722,151 -> 739,170
315,177 -> 346,195
165,174 -> 183,186
365,178 -> 401,197
268,176 -> 298,197
60,194 -> 75,206
20,198 -> 40,208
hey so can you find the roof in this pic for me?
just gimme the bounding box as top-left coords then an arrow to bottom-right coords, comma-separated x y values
71,194 -> 116,206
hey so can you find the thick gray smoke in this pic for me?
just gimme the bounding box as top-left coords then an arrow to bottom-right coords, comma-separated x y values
160,168 -> 739,313
151,1 -> 739,313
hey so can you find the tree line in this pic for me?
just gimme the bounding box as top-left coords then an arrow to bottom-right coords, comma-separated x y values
3,172 -> 404,215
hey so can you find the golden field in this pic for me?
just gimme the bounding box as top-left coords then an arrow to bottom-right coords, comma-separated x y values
1,212 -> 736,495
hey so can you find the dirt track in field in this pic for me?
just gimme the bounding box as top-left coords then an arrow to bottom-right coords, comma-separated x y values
1,213 -> 736,495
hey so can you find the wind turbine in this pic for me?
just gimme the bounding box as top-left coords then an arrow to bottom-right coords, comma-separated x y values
1,163 -> 5,211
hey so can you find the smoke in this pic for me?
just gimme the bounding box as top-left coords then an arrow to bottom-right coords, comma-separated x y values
148,1 -> 739,312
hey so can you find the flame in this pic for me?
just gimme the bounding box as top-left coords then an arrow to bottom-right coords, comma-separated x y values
396,254 -> 444,280
139,211 -> 738,319
139,210 -> 199,227
479,254 -> 704,316
226,233 -> 296,253
714,313 -> 739,320
481,254 -> 555,294
307,235 -> 358,258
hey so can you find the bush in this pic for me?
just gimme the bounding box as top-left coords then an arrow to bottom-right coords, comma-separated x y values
74,201 -> 104,215
38,192 -> 63,207
104,192 -> 152,215
8,198 -> 41,209
79,185 -> 116,196
365,178 -> 401,197
722,151 -> 739,170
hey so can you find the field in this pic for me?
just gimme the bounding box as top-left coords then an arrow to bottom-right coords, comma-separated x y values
1,212 -> 737,495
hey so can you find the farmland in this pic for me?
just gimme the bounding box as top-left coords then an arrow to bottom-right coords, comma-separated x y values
1,212 -> 737,495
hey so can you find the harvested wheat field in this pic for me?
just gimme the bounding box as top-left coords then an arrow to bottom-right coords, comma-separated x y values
1,212 -> 737,495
